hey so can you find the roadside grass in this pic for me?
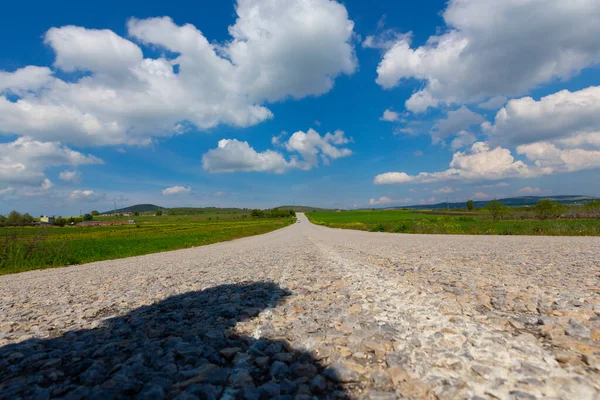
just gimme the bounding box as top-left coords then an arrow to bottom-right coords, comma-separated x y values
306,210 -> 600,236
0,218 -> 294,275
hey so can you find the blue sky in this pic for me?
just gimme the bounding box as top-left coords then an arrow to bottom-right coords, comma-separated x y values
1,0 -> 599,216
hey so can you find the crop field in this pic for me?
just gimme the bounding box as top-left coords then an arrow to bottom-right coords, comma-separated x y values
306,210 -> 600,236
0,217 -> 294,275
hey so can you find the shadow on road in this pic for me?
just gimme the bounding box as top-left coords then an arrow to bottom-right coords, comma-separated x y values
0,282 -> 347,399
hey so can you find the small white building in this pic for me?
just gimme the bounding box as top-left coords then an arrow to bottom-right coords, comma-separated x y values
40,215 -> 55,224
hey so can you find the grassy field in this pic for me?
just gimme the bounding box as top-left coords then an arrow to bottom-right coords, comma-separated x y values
0,216 -> 294,275
306,210 -> 600,236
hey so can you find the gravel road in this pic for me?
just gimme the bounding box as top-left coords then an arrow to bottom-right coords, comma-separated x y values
1,213 -> 599,399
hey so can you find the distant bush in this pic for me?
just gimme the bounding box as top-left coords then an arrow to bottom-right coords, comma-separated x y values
393,224 -> 409,233
91,210 -> 100,216
0,211 -> 34,226
370,223 -> 387,232
54,218 -> 67,227
486,199 -> 508,221
250,209 -> 296,219
533,199 -> 566,220
155,210 -> 163,216
82,213 -> 93,222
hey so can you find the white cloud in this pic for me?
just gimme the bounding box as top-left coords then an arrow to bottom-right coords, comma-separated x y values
516,187 -> 542,195
450,130 -> 477,150
271,131 -> 288,146
41,178 -> 53,190
374,172 -> 413,185
380,109 -> 400,122
432,106 -> 484,141
473,192 -> 491,200
478,96 -> 507,110
204,128 -> 352,173
484,86 -> 600,146
0,187 -> 15,197
420,196 -> 437,204
162,186 -> 191,196
477,182 -> 509,189
0,0 -> 357,146
59,170 -> 81,184
394,127 -> 416,136
285,129 -> 352,166
372,0 -> 600,112
517,141 -> 600,173
0,137 -> 102,187
433,187 -> 456,194
45,26 -> 143,75
375,142 -> 545,184
369,196 -> 412,205
413,150 -> 424,157
203,139 -> 294,174
0,66 -> 53,94
70,189 -> 105,202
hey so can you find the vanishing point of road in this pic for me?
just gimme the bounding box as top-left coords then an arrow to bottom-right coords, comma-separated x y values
1,213 -> 599,399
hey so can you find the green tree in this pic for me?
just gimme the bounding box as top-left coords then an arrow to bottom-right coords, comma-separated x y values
7,210 -> 23,225
83,213 -> 93,221
91,210 -> 100,216
155,210 -> 163,216
486,199 -> 507,221
534,199 -> 565,220
22,213 -> 34,224
134,212 -> 140,216
54,218 -> 67,227
466,200 -> 474,211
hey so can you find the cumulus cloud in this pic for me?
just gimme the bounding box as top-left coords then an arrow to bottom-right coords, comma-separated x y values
516,187 -> 542,195
369,196 -> 411,205
203,139 -> 294,173
450,130 -> 477,150
70,189 -> 105,202
375,142 -> 544,184
517,141 -> 600,173
380,109 -> 400,122
59,170 -> 81,184
420,197 -> 437,204
432,106 -> 484,141
484,86 -> 600,146
285,129 -> 352,166
203,128 -> 352,173
478,96 -> 507,110
433,187 -> 456,194
0,137 -> 102,187
477,182 -> 509,189
0,186 -> 15,197
0,66 -> 53,94
473,192 -> 491,200
0,0 -> 357,146
371,0 -> 600,112
162,186 -> 191,196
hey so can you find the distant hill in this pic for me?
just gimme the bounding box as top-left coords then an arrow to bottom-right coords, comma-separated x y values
390,195 -> 598,210
100,204 -> 165,215
276,205 -> 334,212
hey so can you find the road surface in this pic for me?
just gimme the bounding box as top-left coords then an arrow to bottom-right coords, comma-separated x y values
1,213 -> 599,399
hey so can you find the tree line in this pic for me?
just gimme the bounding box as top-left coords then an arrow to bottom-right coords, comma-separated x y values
250,209 -> 296,218
474,199 -> 600,221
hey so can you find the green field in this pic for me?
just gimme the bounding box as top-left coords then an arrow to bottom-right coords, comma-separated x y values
306,210 -> 600,236
0,215 -> 294,275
